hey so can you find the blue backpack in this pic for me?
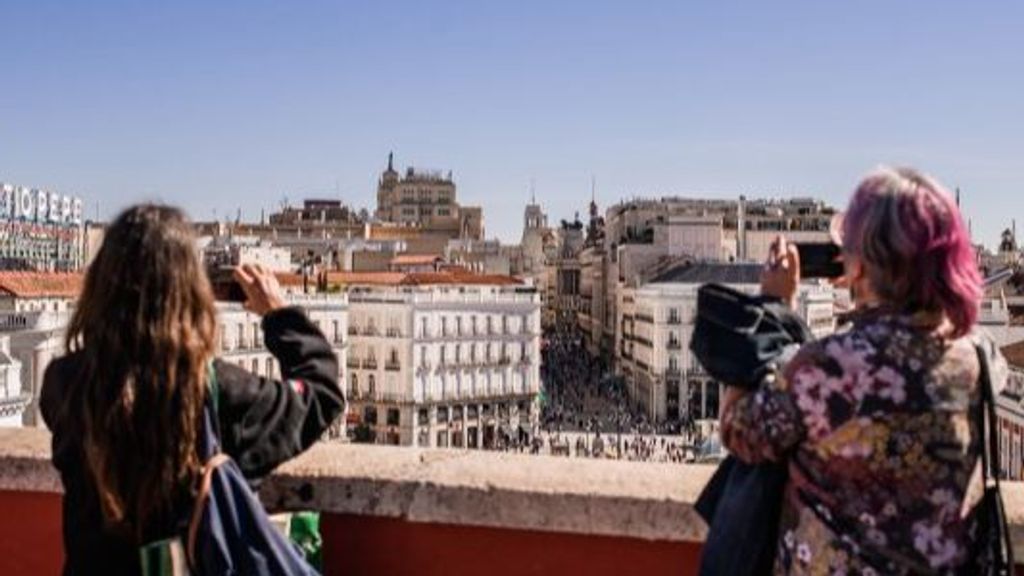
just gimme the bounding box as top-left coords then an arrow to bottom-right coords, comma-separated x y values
140,366 -> 319,576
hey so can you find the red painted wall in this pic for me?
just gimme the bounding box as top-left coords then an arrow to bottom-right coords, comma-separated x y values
4,491 -> 1022,576
0,491 -> 63,576
322,513 -> 704,576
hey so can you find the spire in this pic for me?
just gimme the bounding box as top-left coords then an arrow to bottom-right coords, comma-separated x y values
955,186 -> 961,208
387,151 -> 394,172
530,178 -> 536,205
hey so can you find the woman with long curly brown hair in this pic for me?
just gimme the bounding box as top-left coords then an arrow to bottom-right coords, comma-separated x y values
41,204 -> 343,575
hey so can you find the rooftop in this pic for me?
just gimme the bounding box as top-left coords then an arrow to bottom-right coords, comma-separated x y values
0,272 -> 84,299
649,262 -> 764,285
325,270 -> 523,288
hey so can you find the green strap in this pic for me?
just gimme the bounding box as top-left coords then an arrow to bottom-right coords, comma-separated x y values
207,361 -> 220,415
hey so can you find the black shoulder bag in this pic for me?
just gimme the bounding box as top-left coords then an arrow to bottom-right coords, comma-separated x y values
968,344 -> 1016,575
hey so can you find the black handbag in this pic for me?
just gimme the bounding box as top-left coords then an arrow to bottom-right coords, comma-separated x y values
967,344 -> 1015,575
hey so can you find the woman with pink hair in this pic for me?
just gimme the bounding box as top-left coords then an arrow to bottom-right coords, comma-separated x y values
720,167 -> 1009,574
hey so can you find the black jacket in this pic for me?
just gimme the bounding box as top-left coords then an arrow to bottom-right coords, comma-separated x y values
40,306 -> 343,576
690,283 -> 812,576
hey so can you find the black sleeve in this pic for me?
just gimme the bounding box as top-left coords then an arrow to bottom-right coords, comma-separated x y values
213,306 -> 343,480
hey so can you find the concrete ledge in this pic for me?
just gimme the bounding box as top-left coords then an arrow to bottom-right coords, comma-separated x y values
6,426 -> 1024,554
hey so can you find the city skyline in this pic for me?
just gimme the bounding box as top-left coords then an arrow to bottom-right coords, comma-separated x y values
3,1 -> 1022,248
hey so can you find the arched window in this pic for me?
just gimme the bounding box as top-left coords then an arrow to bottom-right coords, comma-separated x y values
350,373 -> 359,397
368,374 -> 376,396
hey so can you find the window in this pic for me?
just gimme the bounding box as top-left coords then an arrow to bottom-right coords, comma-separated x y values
455,344 -> 461,364
253,322 -> 260,347
456,316 -> 462,335
251,358 -> 259,375
420,317 -> 428,338
368,374 -> 376,396
471,316 -> 477,335
333,320 -> 340,343
364,405 -> 378,425
351,374 -> 359,396
266,358 -> 274,378
387,409 -> 400,426
441,317 -> 448,336
237,323 -> 245,348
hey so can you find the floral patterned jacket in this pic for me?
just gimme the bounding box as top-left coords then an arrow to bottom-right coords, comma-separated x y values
721,307 -> 1008,575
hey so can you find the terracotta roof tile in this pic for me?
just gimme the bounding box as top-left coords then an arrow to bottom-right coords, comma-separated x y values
325,272 -> 409,286
0,272 -> 84,299
390,254 -> 444,266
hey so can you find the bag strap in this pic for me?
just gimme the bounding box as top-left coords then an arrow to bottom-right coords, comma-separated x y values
186,453 -> 231,566
207,361 -> 220,416
973,343 -> 1016,569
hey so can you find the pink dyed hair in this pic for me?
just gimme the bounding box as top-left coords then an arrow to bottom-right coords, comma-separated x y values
842,166 -> 982,337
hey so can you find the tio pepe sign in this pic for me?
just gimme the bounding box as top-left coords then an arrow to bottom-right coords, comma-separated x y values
0,183 -> 83,226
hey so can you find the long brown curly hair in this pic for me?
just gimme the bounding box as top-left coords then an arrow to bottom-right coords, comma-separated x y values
65,204 -> 217,539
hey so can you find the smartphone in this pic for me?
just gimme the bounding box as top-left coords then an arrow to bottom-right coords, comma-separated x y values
795,243 -> 843,279
208,267 -> 248,302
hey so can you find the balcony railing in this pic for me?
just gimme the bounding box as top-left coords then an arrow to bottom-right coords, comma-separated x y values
386,328 -> 402,338
363,359 -> 378,370
346,358 -> 361,369
5,427 -> 1024,576
385,361 -> 401,372
347,326 -> 359,336
667,340 -> 682,350
362,326 -> 380,337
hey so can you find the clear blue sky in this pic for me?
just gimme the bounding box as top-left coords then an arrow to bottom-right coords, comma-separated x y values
2,1 -> 1022,247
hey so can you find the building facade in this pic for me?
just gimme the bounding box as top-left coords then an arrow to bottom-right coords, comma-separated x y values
375,153 -> 483,240
616,263 -> 837,423
345,278 -> 542,449
0,336 -> 27,427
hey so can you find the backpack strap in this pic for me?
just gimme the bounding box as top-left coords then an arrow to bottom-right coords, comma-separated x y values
207,361 -> 220,416
186,453 -> 231,566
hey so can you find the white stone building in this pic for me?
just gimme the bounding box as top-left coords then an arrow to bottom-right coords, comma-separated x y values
0,273 -> 80,426
0,336 -> 27,427
343,274 -> 542,449
617,262 -> 837,423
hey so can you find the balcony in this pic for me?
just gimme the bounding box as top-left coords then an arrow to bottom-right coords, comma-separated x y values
665,367 -> 681,378
347,326 -> 359,336
667,340 -> 682,351
386,328 -> 403,338
362,326 -> 380,337
666,316 -> 682,326
363,359 -> 378,370
346,357 -> 361,369
6,427 -> 1024,575
385,361 -> 401,372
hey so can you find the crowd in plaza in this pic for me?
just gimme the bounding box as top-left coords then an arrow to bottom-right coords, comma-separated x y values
522,327 -> 718,464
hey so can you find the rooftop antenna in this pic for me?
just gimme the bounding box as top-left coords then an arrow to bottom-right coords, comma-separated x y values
530,178 -> 536,205
591,175 -> 596,204
955,186 -> 961,209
